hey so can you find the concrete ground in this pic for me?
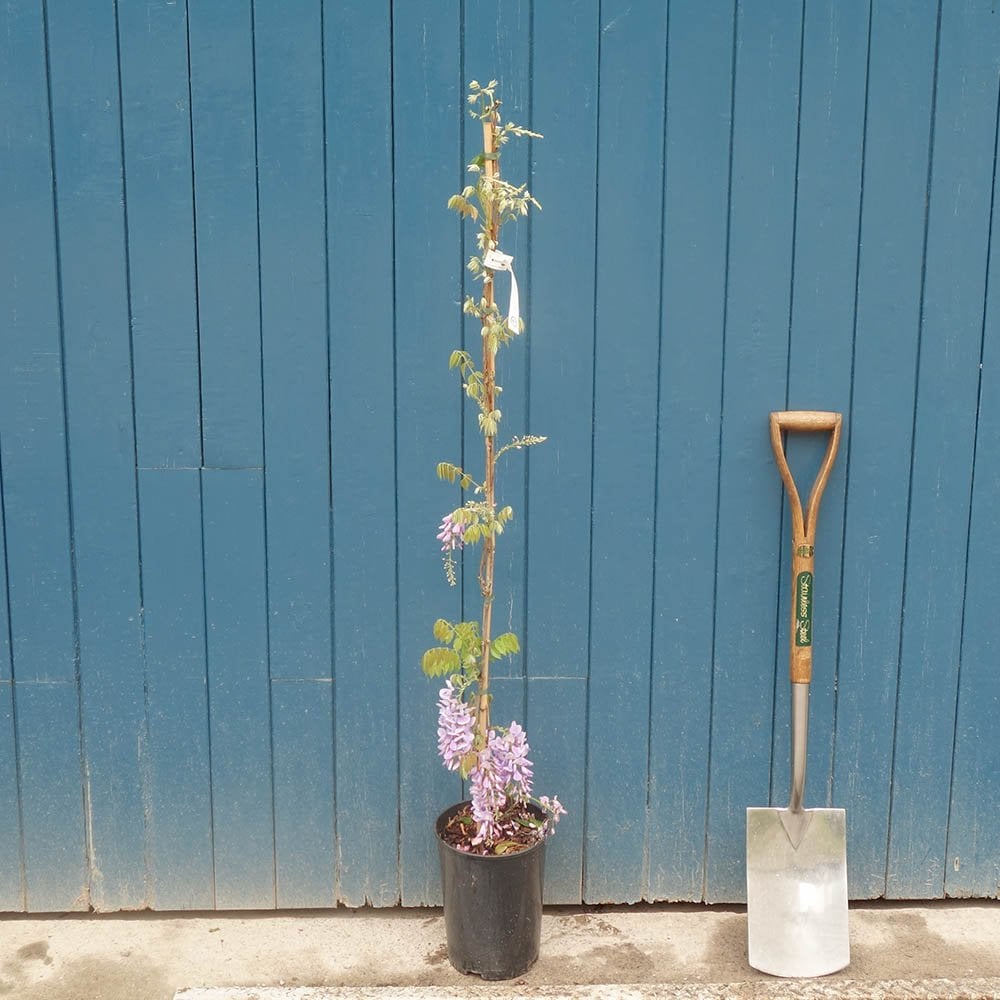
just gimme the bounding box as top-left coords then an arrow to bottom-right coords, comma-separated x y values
0,901 -> 997,1000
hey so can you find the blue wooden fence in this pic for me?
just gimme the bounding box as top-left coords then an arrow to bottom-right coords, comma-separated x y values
1,0 -> 998,911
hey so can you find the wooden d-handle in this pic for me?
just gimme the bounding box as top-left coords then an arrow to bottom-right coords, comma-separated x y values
769,411 -> 842,683
770,410 -> 842,433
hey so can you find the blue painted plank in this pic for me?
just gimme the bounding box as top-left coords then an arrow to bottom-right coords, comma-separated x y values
648,0 -> 734,903
253,0 -> 331,685
527,678 -> 586,904
771,0 -> 869,823
188,0 -> 263,469
138,470 -> 214,911
326,0 -> 399,908
202,470 -> 275,909
16,683 -> 88,912
272,681 -> 335,908
946,73 -> 1000,900
888,0 -> 1000,900
252,0 -> 333,906
525,0 -> 597,681
0,0 -> 76,687
585,0 -> 667,903
118,0 -> 200,470
390,0 -> 465,907
0,682 -> 24,910
0,485 -> 8,688
0,370 -> 23,913
833,0 -> 939,899
524,0 -> 598,907
47,0 -> 147,911
705,1 -> 803,903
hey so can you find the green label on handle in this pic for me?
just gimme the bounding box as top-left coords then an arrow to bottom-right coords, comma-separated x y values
795,571 -> 813,647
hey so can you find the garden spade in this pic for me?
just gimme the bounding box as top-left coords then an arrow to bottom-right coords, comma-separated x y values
746,410 -> 849,978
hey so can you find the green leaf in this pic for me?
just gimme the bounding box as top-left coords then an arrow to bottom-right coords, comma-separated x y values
514,814 -> 543,829
446,194 -> 478,221
436,462 -> 473,489
459,751 -> 477,779
490,632 -> 520,659
433,619 -> 453,643
422,647 -> 461,677
493,840 -> 520,855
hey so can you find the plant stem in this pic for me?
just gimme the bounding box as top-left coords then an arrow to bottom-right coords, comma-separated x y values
476,108 -> 500,745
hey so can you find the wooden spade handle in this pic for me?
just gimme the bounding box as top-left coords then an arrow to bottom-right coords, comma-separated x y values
769,411 -> 843,683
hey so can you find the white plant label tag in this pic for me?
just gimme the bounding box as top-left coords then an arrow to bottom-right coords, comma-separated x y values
483,248 -> 520,333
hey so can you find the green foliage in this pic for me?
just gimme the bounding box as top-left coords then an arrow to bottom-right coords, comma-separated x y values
436,462 -> 476,490
422,647 -> 460,677
490,632 -> 520,659
477,409 -> 501,437
423,618 -> 488,680
496,435 -> 548,460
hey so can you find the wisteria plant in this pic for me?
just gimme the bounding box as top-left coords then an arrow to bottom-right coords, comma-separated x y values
423,81 -> 565,856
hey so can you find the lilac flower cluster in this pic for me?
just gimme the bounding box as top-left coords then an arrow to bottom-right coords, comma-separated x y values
538,795 -> 567,836
469,723 -> 534,844
436,513 -> 466,552
436,681 -> 475,771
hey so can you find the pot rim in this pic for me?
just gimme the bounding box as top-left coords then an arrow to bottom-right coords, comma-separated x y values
435,800 -> 547,861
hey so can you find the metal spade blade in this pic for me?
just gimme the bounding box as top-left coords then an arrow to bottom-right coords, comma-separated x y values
746,803 -> 849,977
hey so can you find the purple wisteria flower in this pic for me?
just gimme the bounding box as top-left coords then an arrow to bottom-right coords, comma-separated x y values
469,724 -> 535,844
538,795 -> 567,836
436,513 -> 466,552
469,741 -> 506,844
497,722 -> 533,799
436,681 -> 474,771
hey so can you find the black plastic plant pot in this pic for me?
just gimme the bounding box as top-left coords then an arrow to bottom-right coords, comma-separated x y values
436,801 -> 546,981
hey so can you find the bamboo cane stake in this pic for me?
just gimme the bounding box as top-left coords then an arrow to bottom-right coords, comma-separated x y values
476,107 -> 500,744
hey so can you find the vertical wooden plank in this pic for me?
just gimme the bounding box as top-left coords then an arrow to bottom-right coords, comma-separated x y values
272,681 -> 335,907
0,460 -> 21,906
0,507 -> 8,692
769,0 -> 869,845
946,80 -> 1000,901
16,684 -> 88,911
648,0 -> 734,903
0,1 -> 84,912
585,0 -> 667,903
253,0 -> 334,908
254,0 -> 330,683
391,0 -> 465,907
47,0 -> 147,911
188,0 -> 263,469
0,1 -> 82,911
888,0 -> 1000,899
0,0 -> 76,689
705,0 -> 803,903
526,0 -> 599,906
528,678 -> 587,904
834,0 -> 939,899
118,0 -> 200,470
0,681 -> 23,910
202,470 -> 274,909
139,470 -> 214,911
326,0 -> 399,907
